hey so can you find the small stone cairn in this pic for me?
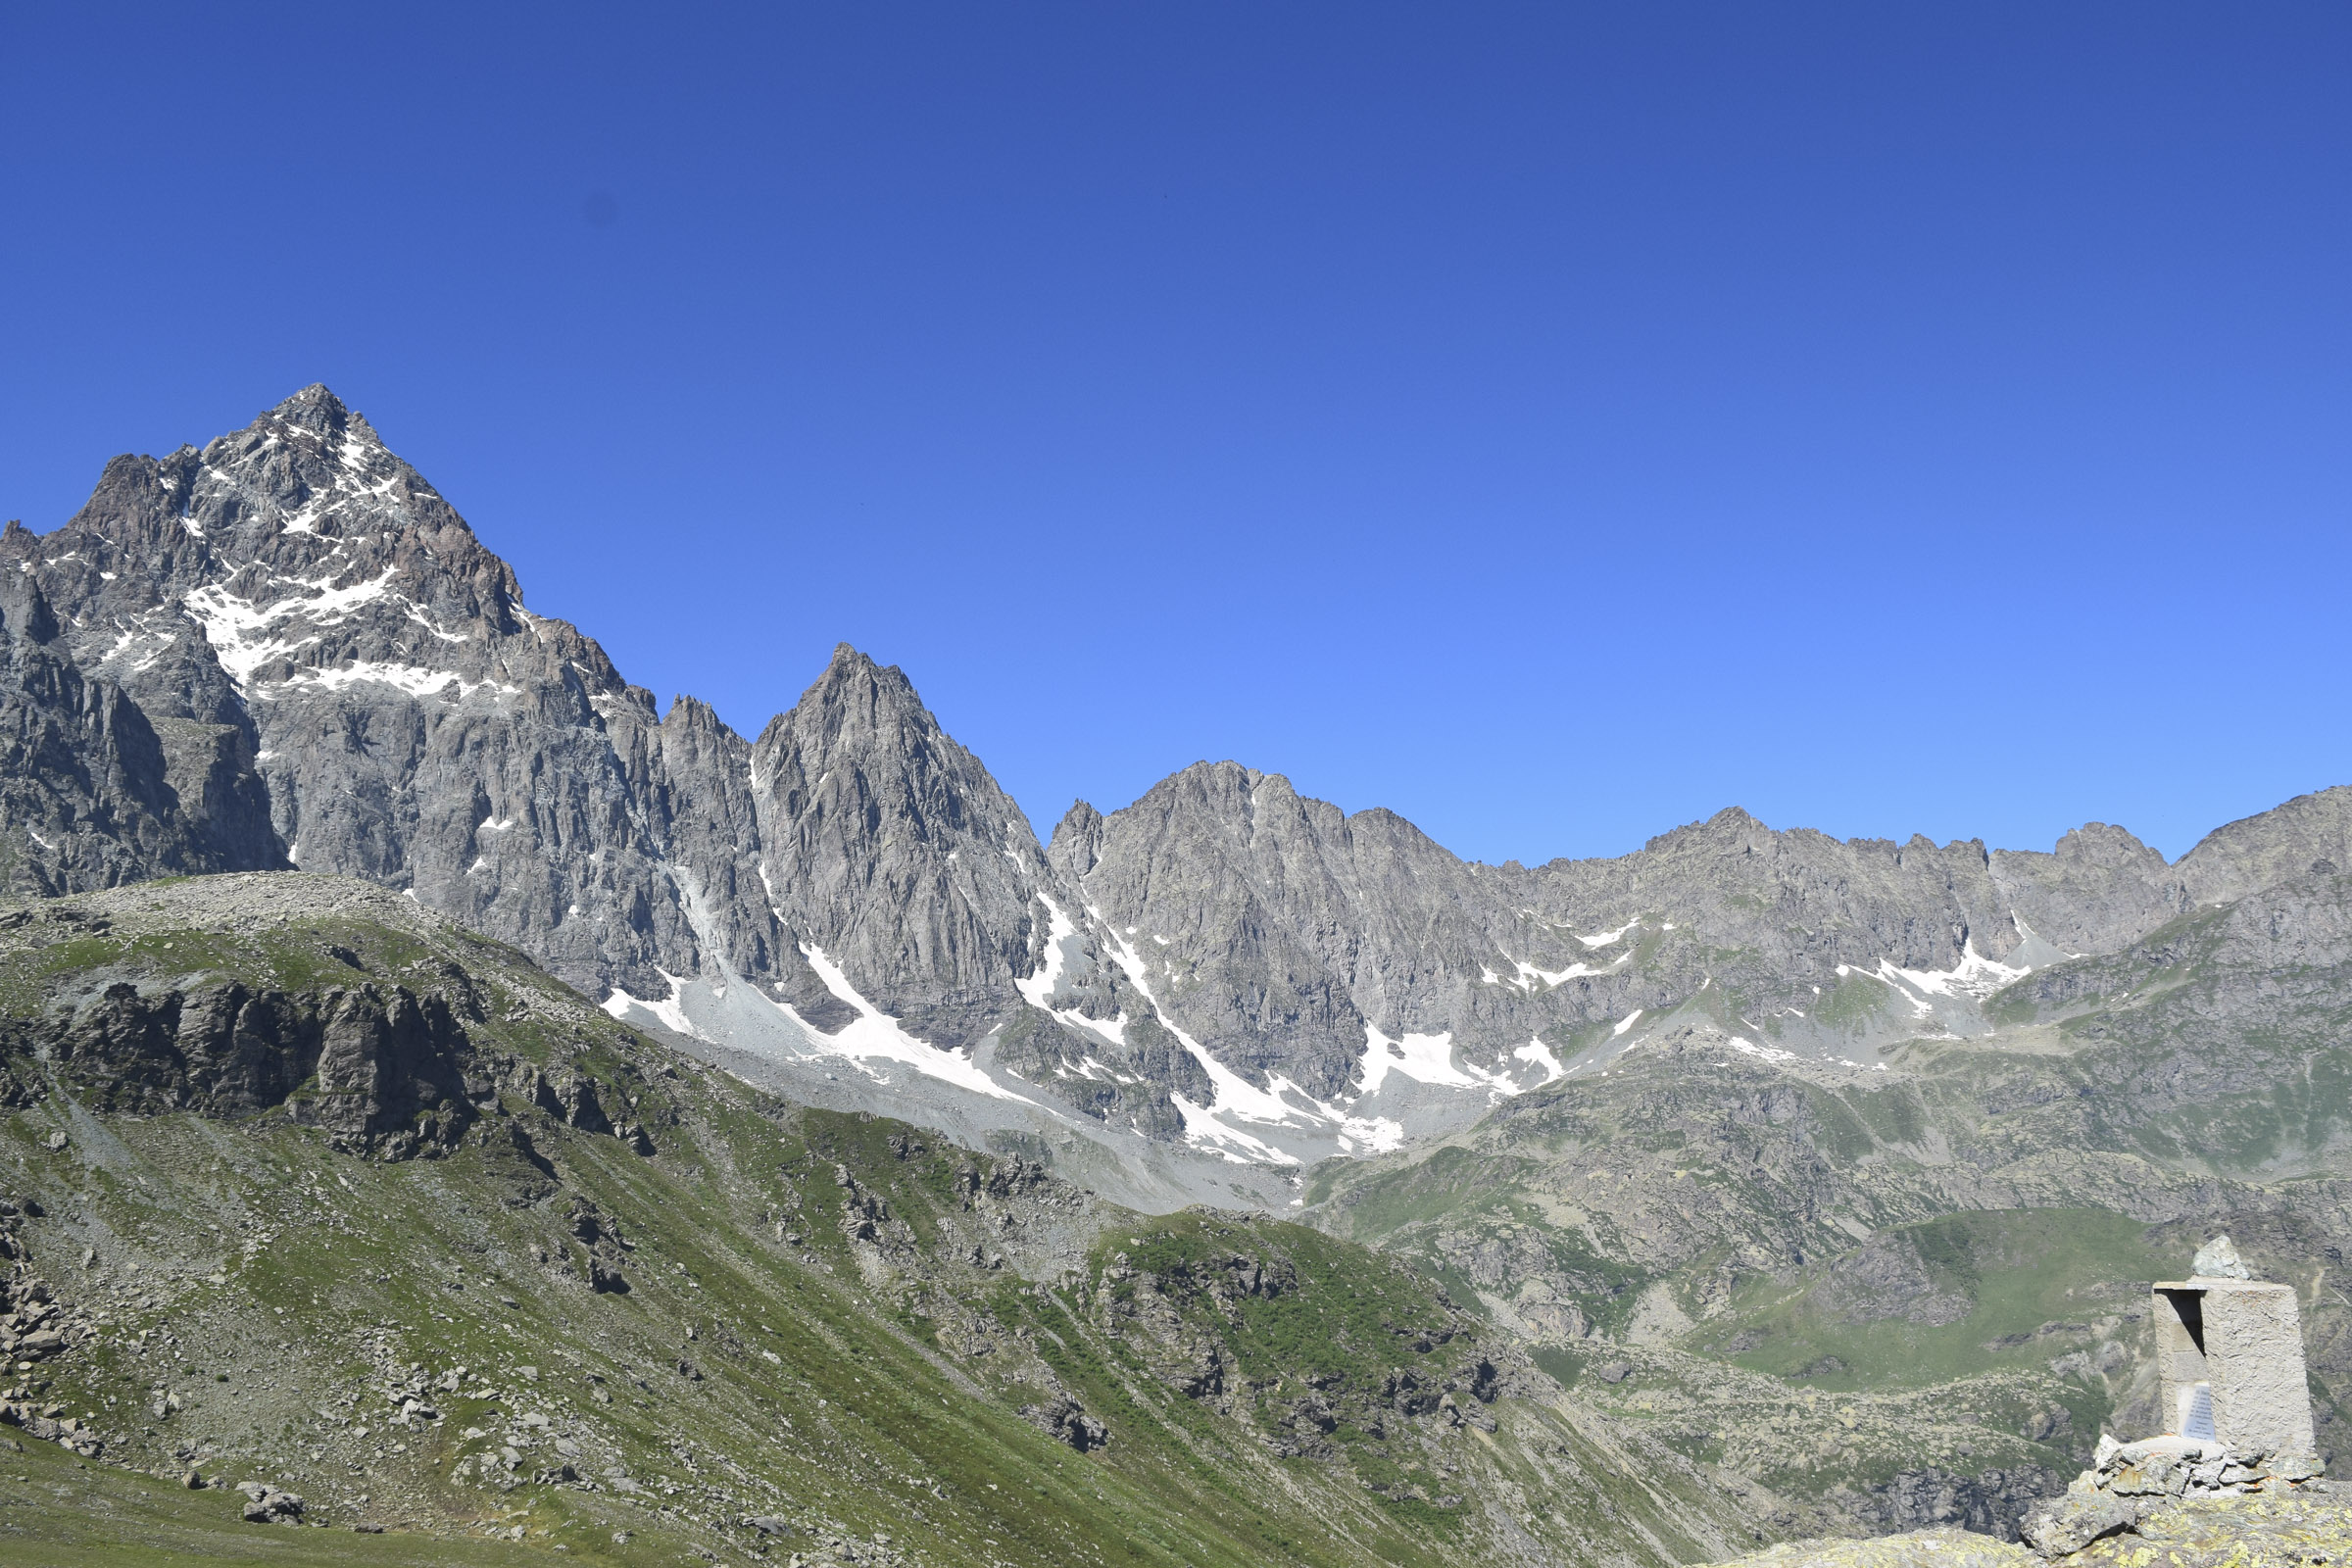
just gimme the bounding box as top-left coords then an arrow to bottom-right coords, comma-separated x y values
2021,1237 -> 2329,1558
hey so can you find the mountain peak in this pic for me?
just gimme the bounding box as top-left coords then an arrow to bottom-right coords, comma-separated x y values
267,383 -> 352,435
662,693 -> 734,735
791,643 -> 925,719
821,641 -> 899,684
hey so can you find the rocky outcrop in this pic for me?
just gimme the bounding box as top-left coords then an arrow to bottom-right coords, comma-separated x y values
2021,1436 -> 2328,1557
1019,1395 -> 1107,1451
1808,1230 -> 1977,1328
16,974 -> 479,1158
0,876 -> 664,1164
236,1481 -> 306,1525
564,1198 -> 632,1294
1720,1490 -> 2352,1566
1847,1464 -> 2066,1543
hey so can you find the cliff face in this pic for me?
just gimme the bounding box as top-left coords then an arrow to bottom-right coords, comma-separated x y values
0,566 -> 275,895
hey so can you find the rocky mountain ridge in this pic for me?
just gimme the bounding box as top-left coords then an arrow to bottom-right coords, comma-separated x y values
9,386 -> 2352,1199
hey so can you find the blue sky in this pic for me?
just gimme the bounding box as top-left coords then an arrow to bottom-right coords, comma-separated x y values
3,4 -> 2347,864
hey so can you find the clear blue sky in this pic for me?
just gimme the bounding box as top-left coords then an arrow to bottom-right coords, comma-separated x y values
4,4 -> 2347,864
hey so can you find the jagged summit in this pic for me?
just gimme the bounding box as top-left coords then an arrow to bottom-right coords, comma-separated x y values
661,691 -> 735,732
270,380 -> 350,421
219,381 -> 372,446
774,640 -> 946,745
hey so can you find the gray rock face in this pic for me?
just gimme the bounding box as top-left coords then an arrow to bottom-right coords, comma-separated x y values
1511,807 -> 2194,1020
4,387 -> 696,994
744,648 -> 1047,1050
0,873 -> 667,1176
2176,787 -> 2352,908
0,568 -> 270,894
12,942 -> 484,1159
1051,761 -> 1532,1099
1053,774 -> 2352,1129
1054,779 -> 2132,1103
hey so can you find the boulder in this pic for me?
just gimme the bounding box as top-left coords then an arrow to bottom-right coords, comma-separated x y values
1020,1396 -> 1108,1451
236,1481 -> 304,1525
2190,1236 -> 2252,1281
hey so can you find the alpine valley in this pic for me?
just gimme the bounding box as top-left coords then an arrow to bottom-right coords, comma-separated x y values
0,388 -> 2344,1567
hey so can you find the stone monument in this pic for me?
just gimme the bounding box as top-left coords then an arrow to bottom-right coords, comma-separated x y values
2020,1236 -> 2328,1559
2149,1235 -> 2316,1454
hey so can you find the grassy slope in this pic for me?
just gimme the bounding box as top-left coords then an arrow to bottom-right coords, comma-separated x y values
0,876 -> 1752,1568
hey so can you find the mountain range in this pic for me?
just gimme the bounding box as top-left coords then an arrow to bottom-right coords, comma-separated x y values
5,385 -> 2349,1207
3,388 -> 2349,1563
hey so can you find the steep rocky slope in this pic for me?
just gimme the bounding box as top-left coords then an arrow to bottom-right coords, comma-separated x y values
0,873 -> 1778,1568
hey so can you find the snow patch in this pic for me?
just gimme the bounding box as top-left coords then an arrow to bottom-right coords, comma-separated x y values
1013,897 -> 1078,1009
1167,1100 -> 1298,1165
278,500 -> 327,535
1330,1111 -> 1406,1154
406,604 -> 466,642
1097,923 -> 1310,1162
268,662 -> 517,702
1876,941 -> 2030,1003
1512,1039 -> 1566,1085
1014,898 -> 1133,1050
1501,951 -> 1628,992
794,944 -> 1035,1103
182,568 -> 399,686
603,973 -> 705,1041
1355,1025 -> 1513,1095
